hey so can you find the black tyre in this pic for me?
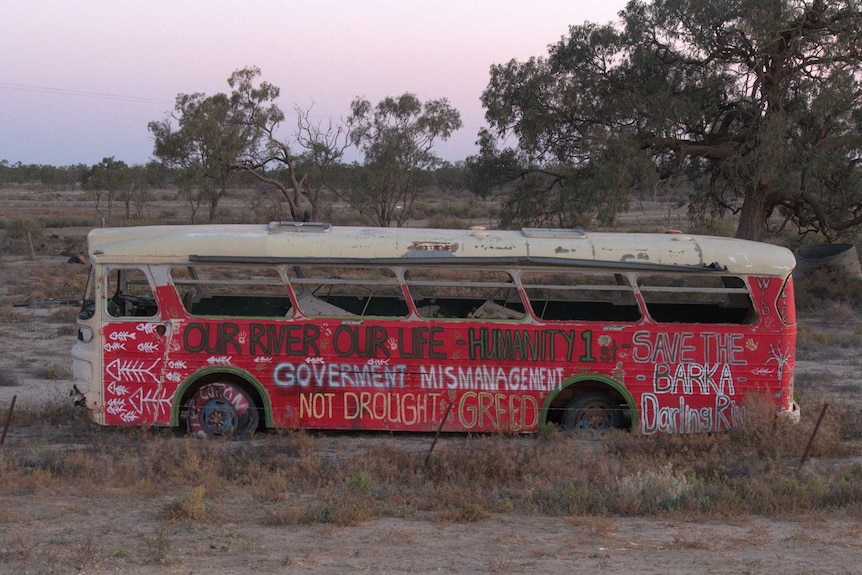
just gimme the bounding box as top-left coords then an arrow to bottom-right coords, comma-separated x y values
186,382 -> 259,439
562,392 -> 622,431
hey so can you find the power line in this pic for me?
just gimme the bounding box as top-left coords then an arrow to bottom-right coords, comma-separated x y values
0,82 -> 173,106
0,81 -> 488,133
0,81 -> 345,122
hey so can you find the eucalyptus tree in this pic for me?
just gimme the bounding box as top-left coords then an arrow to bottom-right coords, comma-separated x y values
345,93 -> 462,227
82,157 -> 130,218
474,0 -> 862,240
227,66 -> 351,222
149,85 -> 264,222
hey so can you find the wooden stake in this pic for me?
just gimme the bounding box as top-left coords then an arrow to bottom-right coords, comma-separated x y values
425,401 -> 454,467
1,395 -> 16,446
798,403 -> 828,472
26,231 -> 36,260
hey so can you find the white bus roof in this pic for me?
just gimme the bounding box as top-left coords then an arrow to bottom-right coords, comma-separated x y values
86,222 -> 796,276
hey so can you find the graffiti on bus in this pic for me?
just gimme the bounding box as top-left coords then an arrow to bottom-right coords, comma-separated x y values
101,319 -> 786,433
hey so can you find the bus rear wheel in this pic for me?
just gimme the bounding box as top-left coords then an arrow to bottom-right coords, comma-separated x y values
186,382 -> 259,439
563,393 -> 622,431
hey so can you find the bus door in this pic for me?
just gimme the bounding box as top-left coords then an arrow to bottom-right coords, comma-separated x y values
100,266 -> 173,426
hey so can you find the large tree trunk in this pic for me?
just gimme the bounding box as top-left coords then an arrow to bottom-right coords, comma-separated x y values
208,189 -> 223,223
735,189 -> 769,241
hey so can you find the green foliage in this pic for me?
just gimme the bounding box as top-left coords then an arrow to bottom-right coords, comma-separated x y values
150,67 -> 352,224
432,161 -> 469,191
344,472 -> 372,492
148,69 -> 273,223
4,217 -> 44,239
81,157 -> 150,220
0,161 -> 87,189
343,93 -> 462,227
794,266 -> 862,312
41,364 -> 72,380
474,0 -> 862,241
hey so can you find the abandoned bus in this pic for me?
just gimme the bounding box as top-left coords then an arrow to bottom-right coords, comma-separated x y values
70,222 -> 798,437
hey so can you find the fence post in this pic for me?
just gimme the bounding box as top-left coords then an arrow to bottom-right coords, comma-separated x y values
798,403 -> 828,473
1,395 -> 17,446
425,401 -> 455,467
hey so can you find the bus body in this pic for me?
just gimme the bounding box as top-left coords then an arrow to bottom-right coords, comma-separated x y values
70,222 -> 798,437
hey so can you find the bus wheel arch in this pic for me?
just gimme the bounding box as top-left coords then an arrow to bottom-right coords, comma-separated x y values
172,367 -> 271,438
540,374 -> 637,432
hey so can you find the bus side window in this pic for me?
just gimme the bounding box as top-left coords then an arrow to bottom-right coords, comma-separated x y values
405,267 -> 525,320
170,264 -> 292,318
521,271 -> 641,322
291,266 -> 408,318
637,273 -> 755,324
106,268 -> 159,318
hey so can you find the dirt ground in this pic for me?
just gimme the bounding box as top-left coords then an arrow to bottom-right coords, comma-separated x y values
1,205 -> 862,573
7,506 -> 862,574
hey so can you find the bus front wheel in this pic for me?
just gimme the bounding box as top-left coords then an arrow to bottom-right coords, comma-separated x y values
563,393 -> 622,431
186,382 -> 259,439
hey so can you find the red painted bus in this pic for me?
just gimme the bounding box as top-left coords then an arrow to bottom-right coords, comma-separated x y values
71,222 -> 798,437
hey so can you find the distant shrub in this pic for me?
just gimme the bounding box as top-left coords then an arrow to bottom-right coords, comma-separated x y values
0,303 -> 24,322
215,208 -> 236,223
41,364 -> 72,380
39,216 -> 97,228
453,501 -> 486,522
331,212 -> 374,226
687,218 -> 736,237
51,307 -> 79,322
796,324 -> 839,361
427,215 -> 467,229
823,300 -> 855,324
262,505 -> 302,526
344,472 -> 372,492
3,218 -> 44,239
795,267 -> 862,312
56,324 -> 76,337
612,463 -> 691,513
161,486 -> 207,522
0,371 -> 20,387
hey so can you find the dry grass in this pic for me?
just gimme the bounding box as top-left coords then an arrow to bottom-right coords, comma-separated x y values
0,302 -> 24,322
161,485 -> 208,522
796,323 -> 862,362
0,371 -> 20,387
2,393 -> 861,531
822,301 -> 856,325
2,191 -> 861,551
795,267 -> 862,316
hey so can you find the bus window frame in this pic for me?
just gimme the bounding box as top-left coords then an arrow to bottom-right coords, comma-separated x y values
290,265 -> 409,318
403,266 -> 526,320
169,263 -> 292,318
635,272 -> 757,325
519,269 -> 641,323
104,266 -> 160,320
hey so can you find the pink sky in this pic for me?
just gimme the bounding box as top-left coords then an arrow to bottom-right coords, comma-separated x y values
1,0 -> 629,167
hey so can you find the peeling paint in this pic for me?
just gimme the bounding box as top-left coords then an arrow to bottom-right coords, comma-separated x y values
408,241 -> 459,253
620,253 -> 650,262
